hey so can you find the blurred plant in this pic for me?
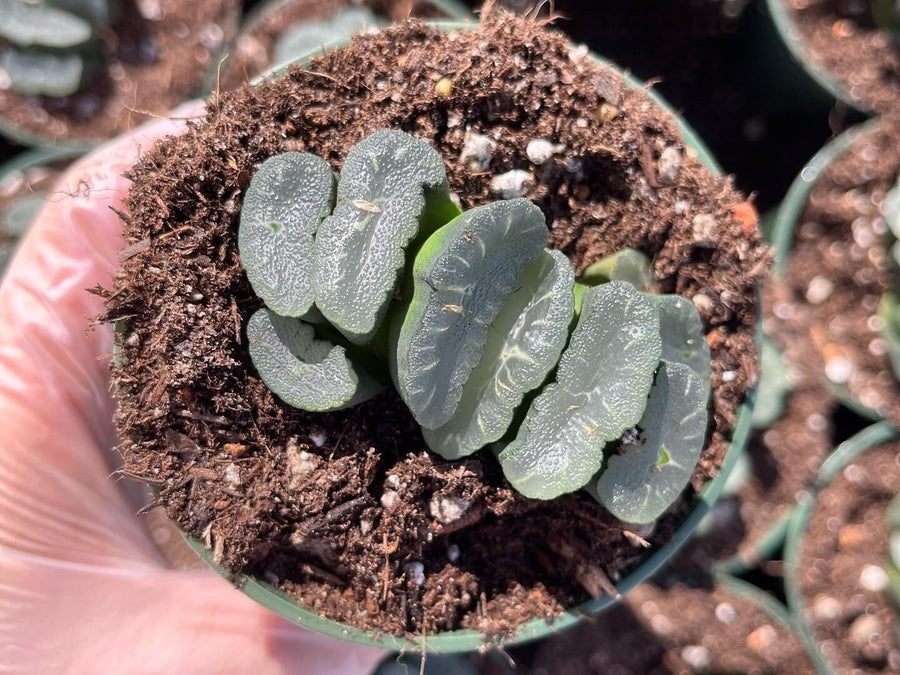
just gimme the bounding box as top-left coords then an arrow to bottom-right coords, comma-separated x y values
878,178 -> 900,379
272,6 -> 384,67
0,0 -> 113,97
871,0 -> 900,40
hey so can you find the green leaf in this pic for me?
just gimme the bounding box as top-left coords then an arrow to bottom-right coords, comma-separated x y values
579,248 -> 653,291
314,130 -> 458,344
498,281 -> 662,500
0,0 -> 93,48
1,48 -> 84,97
49,0 -> 111,28
394,198 -> 548,429
649,294 -> 711,385
273,7 -> 384,66
879,291 -> 900,381
246,309 -> 380,412
751,335 -> 790,429
590,361 -> 708,523
423,249 -> 575,458
2,191 -> 45,238
238,152 -> 335,318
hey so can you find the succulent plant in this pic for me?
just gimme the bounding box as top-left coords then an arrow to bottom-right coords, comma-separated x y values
871,0 -> 900,41
0,0 -> 113,97
879,177 -> 900,380
272,6 -> 385,67
238,130 -> 711,523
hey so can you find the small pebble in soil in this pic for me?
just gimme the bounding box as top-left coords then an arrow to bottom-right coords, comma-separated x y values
359,518 -> 373,535
692,213 -> 718,245
309,432 -> 327,447
722,371 -> 737,383
657,147 -> 682,185
429,494 -> 471,524
385,474 -> 401,489
680,645 -> 711,671
859,564 -> 889,593
435,78 -> 453,99
692,293 -> 714,316
715,602 -> 738,625
805,276 -> 834,305
526,139 -> 565,165
746,624 -> 777,652
812,594 -> 843,621
447,544 -> 460,562
380,489 -> 401,512
838,524 -> 868,551
824,356 -> 853,384
403,561 -> 426,586
287,444 -> 317,482
460,133 -> 496,172
596,102 -> 619,123
223,463 -> 241,488
848,613 -> 883,649
490,170 -> 532,199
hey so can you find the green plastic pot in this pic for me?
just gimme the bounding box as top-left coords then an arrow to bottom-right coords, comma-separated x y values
770,118 -> 886,421
179,22 -> 755,653
783,420 -> 899,674
764,0 -> 873,114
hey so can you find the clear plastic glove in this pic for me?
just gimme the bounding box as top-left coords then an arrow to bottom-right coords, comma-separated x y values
0,105 -> 385,675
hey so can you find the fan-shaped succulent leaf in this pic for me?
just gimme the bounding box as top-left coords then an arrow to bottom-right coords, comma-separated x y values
879,291 -> 900,380
498,281 -> 662,499
590,361 -> 708,523
49,0 -> 111,28
246,309 -> 380,412
423,249 -> 575,458
579,248 -> 653,291
238,152 -> 335,318
0,1 -> 93,48
650,294 -> 711,385
273,6 -> 384,65
314,130 -> 459,344
394,198 -> 548,429
1,48 -> 84,97
3,192 -> 46,238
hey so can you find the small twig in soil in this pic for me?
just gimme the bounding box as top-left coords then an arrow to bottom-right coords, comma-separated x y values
622,529 -> 651,548
548,539 -> 620,600
303,496 -> 372,533
176,410 -> 231,426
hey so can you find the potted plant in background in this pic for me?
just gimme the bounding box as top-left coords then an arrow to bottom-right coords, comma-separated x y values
102,7 -> 767,651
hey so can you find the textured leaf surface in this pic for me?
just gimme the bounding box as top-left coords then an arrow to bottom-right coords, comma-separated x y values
498,281 -> 662,499
591,361 -> 708,523
1,49 -> 84,97
246,309 -> 379,412
650,294 -> 711,385
0,1 -> 93,48
238,152 -> 335,318
580,248 -> 653,291
424,249 -> 575,458
314,130 -> 456,344
394,198 -> 547,429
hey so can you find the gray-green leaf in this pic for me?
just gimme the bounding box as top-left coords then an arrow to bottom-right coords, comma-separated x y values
498,281 -> 662,499
579,248 -> 653,291
314,130 -> 456,344
649,294 -> 711,385
1,48 -> 84,97
393,198 -> 548,430
273,7 -> 384,66
246,309 -> 379,412
423,249 -> 575,459
238,152 -> 335,318
2,192 -> 46,238
0,1 -> 93,48
590,361 -> 708,523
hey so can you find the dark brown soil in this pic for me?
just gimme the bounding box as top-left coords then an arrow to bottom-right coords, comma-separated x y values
796,441 -> 900,673
478,582 -> 814,674
105,11 -> 768,638
221,0 -> 459,91
783,0 -> 900,114
781,120 -> 900,425
0,0 -> 240,144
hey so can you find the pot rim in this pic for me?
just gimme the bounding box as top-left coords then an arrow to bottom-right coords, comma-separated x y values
180,19 -> 753,653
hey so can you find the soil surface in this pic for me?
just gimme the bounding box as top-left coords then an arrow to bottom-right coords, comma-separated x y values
796,440 -> 900,673
0,0 -> 240,145
781,120 -> 900,426
783,0 -> 900,114
105,11 -> 768,638
476,580 -> 814,674
221,0 -> 459,91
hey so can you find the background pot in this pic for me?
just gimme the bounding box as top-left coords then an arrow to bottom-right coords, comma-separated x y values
784,420 -> 900,674
177,21 -> 758,653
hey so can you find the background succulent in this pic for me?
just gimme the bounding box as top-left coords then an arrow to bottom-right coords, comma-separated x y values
0,0 -> 113,97
879,177 -> 900,380
239,129 -> 712,524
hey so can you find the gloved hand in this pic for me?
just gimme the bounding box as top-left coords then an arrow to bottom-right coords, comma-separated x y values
0,105 -> 386,675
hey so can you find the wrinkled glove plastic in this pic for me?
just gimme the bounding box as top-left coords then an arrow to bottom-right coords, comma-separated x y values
0,103 -> 385,675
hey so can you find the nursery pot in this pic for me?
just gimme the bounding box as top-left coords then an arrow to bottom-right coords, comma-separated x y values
166,22 -> 757,654
784,420 -> 900,674
763,0 -> 872,114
